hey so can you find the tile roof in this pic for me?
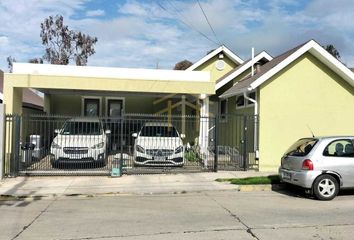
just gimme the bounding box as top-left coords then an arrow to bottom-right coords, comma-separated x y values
220,41 -> 308,98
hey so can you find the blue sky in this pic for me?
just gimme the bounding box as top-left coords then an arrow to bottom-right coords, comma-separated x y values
0,0 -> 353,72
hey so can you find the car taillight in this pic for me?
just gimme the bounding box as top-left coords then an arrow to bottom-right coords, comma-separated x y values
302,159 -> 313,171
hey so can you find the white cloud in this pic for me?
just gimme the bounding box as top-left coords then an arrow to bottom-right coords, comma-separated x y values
0,0 -> 354,73
86,9 -> 105,17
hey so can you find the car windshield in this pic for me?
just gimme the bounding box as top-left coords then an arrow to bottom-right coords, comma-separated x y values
61,121 -> 103,135
285,138 -> 318,157
139,126 -> 179,137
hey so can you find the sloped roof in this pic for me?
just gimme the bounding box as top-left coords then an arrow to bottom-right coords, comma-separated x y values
186,45 -> 244,71
0,77 -> 43,109
215,51 -> 273,90
220,40 -> 354,98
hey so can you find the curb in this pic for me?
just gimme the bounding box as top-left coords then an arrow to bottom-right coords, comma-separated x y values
237,183 -> 286,192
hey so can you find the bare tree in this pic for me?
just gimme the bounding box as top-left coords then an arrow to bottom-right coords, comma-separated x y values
28,58 -> 44,64
324,44 -> 341,60
174,60 -> 193,70
40,15 -> 98,65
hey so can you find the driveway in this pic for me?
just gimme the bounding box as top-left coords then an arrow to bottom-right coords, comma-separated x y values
1,188 -> 354,239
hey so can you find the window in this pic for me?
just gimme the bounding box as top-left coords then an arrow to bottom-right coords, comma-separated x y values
235,91 -> 256,109
220,99 -> 227,115
61,121 -> 103,135
140,126 -> 178,137
323,140 -> 354,157
247,92 -> 256,105
285,138 -> 318,157
107,99 -> 123,117
83,98 -> 100,117
235,95 -> 245,108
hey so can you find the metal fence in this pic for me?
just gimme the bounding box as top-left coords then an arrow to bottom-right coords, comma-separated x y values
3,113 -> 258,176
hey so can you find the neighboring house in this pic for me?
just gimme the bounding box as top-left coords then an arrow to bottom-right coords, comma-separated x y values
0,70 -> 43,114
219,40 -> 354,171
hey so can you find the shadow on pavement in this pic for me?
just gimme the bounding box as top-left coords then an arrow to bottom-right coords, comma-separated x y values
338,188 -> 354,197
271,184 -> 314,200
272,184 -> 354,200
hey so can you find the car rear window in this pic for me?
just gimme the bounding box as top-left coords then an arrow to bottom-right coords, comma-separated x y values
285,138 -> 318,157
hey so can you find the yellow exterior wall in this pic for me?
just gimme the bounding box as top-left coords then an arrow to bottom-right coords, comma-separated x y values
259,53 -> 354,171
196,55 -> 238,82
48,95 -> 157,115
3,73 -> 214,114
3,83 -> 23,115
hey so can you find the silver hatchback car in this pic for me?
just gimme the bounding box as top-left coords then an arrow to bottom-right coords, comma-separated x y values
279,136 -> 354,200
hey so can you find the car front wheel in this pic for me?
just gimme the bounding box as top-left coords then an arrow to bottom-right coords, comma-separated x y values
313,174 -> 339,201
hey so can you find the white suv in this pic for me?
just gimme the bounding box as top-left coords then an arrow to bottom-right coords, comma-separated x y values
50,118 -> 110,165
132,122 -> 185,166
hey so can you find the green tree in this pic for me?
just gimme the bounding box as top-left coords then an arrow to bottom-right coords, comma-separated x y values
40,15 -> 98,65
324,44 -> 340,60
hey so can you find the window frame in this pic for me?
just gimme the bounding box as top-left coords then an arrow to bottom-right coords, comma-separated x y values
219,99 -> 228,122
81,96 -> 102,117
322,139 -> 354,158
235,91 -> 257,109
105,97 -> 125,117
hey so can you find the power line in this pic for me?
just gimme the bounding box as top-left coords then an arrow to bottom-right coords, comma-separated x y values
157,1 -> 219,46
196,0 -> 221,45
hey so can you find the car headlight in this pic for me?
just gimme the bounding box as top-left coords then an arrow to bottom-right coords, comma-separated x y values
175,145 -> 183,154
91,142 -> 104,149
136,145 -> 145,153
51,142 -> 61,149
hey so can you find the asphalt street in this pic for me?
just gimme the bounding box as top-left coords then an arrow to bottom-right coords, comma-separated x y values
1,188 -> 354,240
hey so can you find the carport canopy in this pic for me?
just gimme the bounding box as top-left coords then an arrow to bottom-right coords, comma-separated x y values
3,63 -> 213,114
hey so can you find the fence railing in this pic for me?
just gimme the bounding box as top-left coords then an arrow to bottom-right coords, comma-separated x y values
3,113 -> 258,176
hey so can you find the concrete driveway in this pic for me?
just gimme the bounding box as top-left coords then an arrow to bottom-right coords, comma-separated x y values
1,188 -> 354,240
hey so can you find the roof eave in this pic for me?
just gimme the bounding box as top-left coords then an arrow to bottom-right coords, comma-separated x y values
250,40 -> 354,90
187,45 -> 244,71
215,51 -> 273,90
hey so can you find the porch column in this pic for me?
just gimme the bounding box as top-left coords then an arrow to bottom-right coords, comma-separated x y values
0,104 -> 4,179
44,93 -> 51,114
181,95 -> 186,135
199,94 -> 209,167
3,84 -> 22,115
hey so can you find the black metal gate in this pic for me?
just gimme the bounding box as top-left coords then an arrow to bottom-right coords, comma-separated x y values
3,114 -> 258,176
215,115 -> 259,171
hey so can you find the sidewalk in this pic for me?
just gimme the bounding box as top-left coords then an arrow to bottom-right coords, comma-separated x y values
0,171 -> 277,198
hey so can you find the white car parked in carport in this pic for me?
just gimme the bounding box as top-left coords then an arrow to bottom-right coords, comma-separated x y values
132,122 -> 185,166
50,118 -> 110,165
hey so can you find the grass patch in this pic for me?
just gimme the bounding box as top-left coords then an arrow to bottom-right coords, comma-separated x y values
216,175 -> 280,185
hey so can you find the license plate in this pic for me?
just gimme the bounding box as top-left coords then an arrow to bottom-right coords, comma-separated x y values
282,172 -> 291,180
154,157 -> 166,161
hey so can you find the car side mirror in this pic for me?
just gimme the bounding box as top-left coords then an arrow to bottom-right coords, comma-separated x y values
105,130 -> 111,134
132,133 -> 138,138
54,129 -> 60,134
180,134 -> 186,139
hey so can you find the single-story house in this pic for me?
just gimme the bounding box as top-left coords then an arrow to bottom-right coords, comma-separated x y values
219,40 -> 354,170
2,39 -> 354,172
